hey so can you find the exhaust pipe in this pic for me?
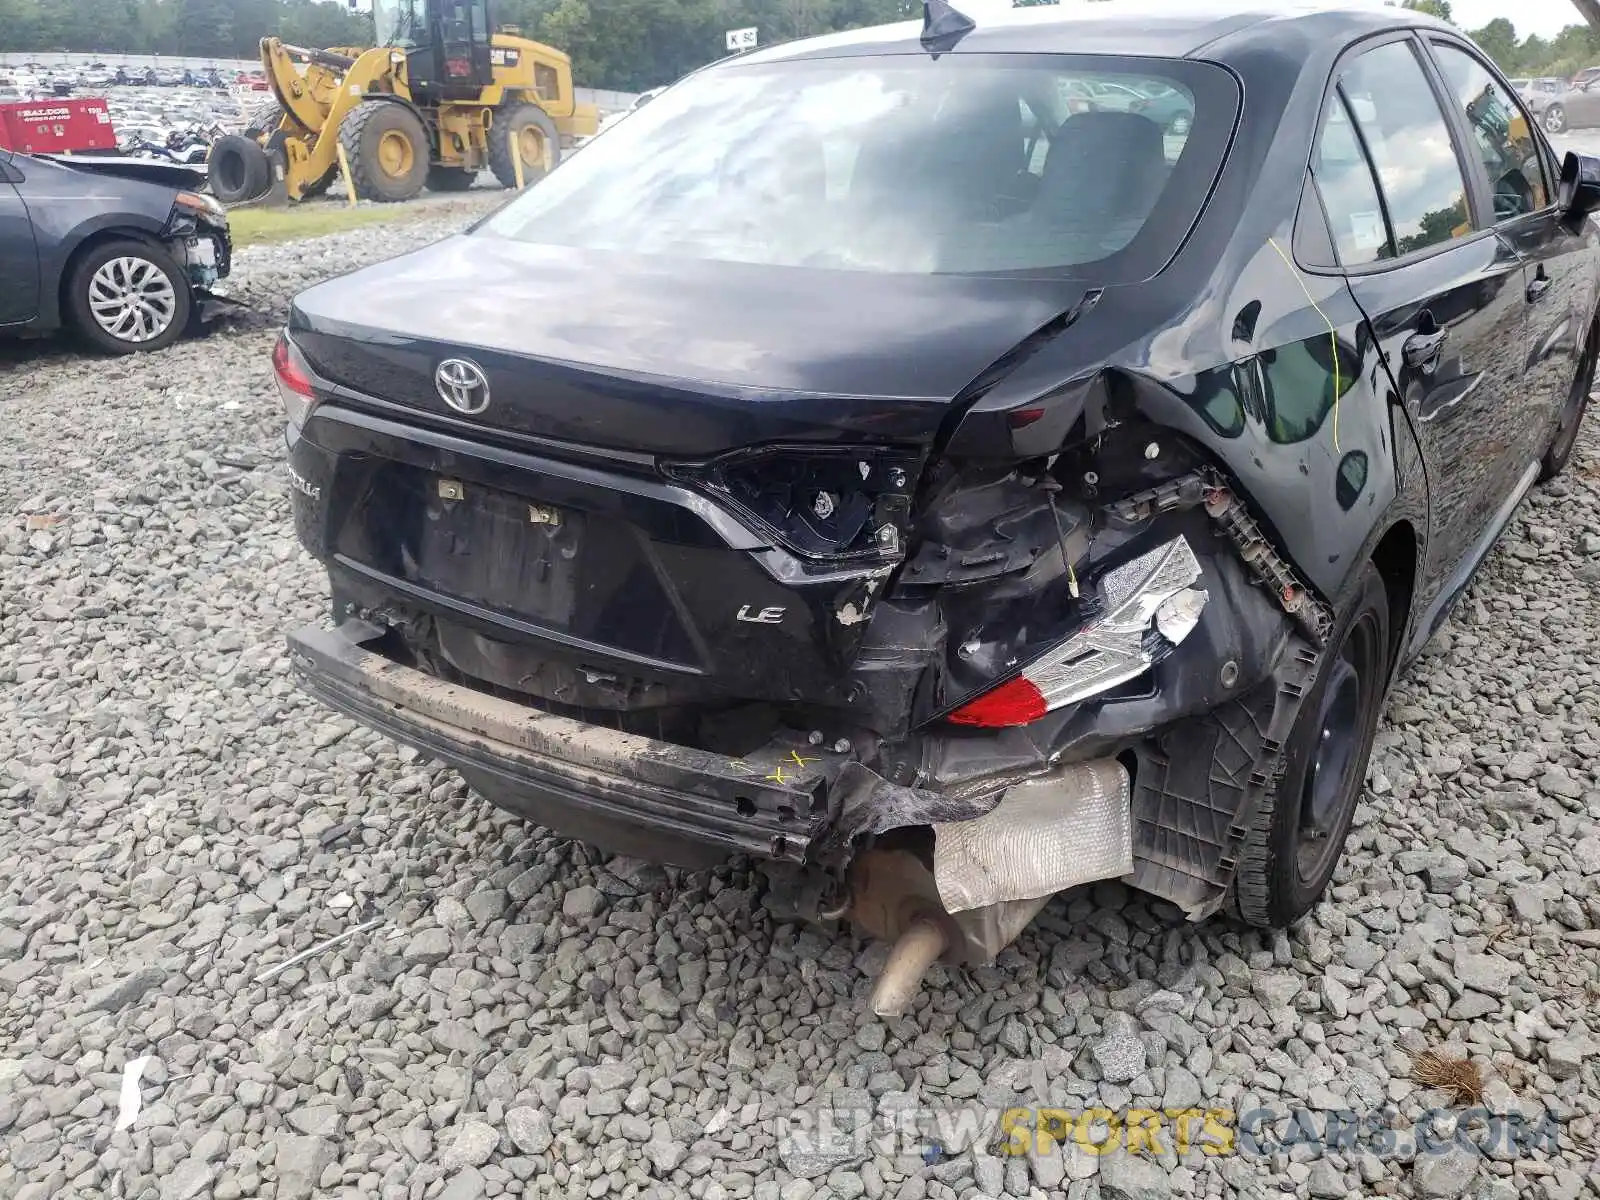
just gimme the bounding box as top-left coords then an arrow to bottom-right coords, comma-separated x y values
848,757 -> 1134,1015
869,916 -> 948,1017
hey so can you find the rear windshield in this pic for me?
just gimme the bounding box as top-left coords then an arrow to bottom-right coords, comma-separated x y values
480,53 -> 1238,277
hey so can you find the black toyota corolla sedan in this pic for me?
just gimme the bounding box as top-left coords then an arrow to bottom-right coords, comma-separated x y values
276,2 -> 1599,1009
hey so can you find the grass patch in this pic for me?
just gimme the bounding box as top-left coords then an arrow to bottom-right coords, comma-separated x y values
228,204 -> 424,246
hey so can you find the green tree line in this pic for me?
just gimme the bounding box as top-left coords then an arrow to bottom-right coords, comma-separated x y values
4,0 -> 1598,94
0,0 -> 918,90
0,0 -> 375,61
1405,0 -> 1600,79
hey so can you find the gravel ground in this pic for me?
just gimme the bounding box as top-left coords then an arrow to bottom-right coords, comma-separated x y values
2,197 -> 1600,1200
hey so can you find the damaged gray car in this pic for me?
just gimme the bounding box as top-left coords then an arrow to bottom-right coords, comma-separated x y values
0,151 -> 231,354
279,3 -> 1600,1010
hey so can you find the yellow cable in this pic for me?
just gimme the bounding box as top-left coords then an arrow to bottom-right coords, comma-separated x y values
1266,236 -> 1341,452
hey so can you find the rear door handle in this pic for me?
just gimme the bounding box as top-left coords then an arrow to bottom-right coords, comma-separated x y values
1403,328 -> 1449,373
1527,272 -> 1552,302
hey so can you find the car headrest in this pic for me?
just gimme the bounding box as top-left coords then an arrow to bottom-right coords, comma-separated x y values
1039,111 -> 1168,217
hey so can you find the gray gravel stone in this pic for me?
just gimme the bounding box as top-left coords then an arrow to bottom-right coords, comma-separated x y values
1546,1037 -> 1589,1080
1306,1159 -> 1348,1198
441,1119 -> 499,1169
402,927 -> 451,967
161,1157 -> 214,1200
1413,1143 -> 1480,1199
84,965 -> 166,1013
505,1106 -> 553,1154
1100,1152 -> 1171,1200
561,885 -> 606,918
1452,953 -> 1517,998
275,1135 -> 333,1200
1092,1034 -> 1146,1083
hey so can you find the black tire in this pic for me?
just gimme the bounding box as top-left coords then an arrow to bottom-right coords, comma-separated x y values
1232,563 -> 1390,927
66,239 -> 193,356
426,164 -> 477,192
1540,327 -> 1597,481
1544,104 -> 1567,134
207,135 -> 272,204
244,99 -> 282,138
264,130 -> 337,202
339,101 -> 430,203
488,102 -> 560,189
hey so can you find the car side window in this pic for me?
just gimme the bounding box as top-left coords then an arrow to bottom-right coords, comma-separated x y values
1310,91 -> 1394,266
1429,41 -> 1551,219
1338,40 -> 1472,256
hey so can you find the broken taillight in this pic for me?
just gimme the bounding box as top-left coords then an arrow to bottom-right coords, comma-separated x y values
945,536 -> 1210,729
947,676 -> 1047,727
273,331 -> 316,431
663,445 -> 922,561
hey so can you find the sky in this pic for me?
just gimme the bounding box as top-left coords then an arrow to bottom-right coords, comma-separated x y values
1448,0 -> 1586,37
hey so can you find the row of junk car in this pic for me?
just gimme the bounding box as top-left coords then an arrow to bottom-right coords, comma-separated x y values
0,62 -> 270,163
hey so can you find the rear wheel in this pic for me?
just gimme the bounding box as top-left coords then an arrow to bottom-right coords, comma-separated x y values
426,164 -> 477,192
66,239 -> 192,355
1231,563 -> 1390,927
1544,104 -> 1567,134
1540,326 -> 1598,480
339,101 -> 430,203
488,102 -> 560,189
207,134 -> 272,204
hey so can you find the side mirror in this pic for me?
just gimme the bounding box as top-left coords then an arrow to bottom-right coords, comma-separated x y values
1559,151 -> 1600,219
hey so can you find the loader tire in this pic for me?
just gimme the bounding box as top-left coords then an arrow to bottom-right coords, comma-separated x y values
208,135 -> 273,204
244,100 -> 283,138
488,103 -> 559,189
426,164 -> 477,192
339,101 -> 430,203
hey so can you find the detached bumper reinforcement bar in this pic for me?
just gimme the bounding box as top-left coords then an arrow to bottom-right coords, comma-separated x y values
287,622 -> 836,863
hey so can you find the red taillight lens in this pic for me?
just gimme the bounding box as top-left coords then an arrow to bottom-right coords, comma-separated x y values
947,676 -> 1047,728
272,332 -> 316,429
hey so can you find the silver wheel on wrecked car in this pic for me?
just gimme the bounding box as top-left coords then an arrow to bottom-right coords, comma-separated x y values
67,240 -> 193,354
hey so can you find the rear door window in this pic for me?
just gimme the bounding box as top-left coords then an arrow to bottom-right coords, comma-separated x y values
1429,41 -> 1551,219
1310,92 -> 1394,266
1337,40 -> 1472,256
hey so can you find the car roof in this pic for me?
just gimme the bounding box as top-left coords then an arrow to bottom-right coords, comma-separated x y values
739,1 -> 1445,63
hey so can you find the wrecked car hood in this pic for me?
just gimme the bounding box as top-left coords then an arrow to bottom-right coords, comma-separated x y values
33,152 -> 205,191
288,234 -> 1096,456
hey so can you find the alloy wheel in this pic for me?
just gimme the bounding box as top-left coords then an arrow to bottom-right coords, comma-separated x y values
1545,106 -> 1566,133
87,256 -> 178,345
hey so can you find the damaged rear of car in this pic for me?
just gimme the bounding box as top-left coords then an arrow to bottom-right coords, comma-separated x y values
279,6 -> 1596,1008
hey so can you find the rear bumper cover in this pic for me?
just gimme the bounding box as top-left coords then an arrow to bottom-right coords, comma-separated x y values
288,619 -> 843,865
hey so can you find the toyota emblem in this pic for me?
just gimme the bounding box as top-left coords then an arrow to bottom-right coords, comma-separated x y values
435,358 -> 491,414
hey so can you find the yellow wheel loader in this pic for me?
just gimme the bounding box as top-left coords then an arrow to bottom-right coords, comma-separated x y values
208,0 -> 598,205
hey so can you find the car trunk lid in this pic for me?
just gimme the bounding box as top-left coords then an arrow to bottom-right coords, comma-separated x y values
288,234 -> 1091,457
